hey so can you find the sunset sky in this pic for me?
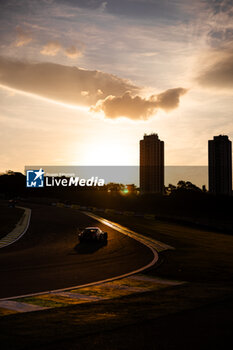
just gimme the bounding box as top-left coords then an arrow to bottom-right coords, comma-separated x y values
0,0 -> 233,173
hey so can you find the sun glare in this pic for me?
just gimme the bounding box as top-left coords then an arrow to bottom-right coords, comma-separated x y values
80,141 -> 131,165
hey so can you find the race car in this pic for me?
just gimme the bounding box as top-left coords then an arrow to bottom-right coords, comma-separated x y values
78,227 -> 108,243
8,199 -> 17,208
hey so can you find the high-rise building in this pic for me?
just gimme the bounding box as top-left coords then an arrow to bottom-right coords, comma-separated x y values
140,133 -> 164,194
208,135 -> 232,195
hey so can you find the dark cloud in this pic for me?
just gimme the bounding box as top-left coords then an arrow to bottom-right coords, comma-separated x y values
208,29 -> 233,44
91,88 -> 187,119
0,57 -> 187,119
55,0 -> 192,22
207,0 -> 233,15
196,49 -> 233,89
0,57 -> 138,106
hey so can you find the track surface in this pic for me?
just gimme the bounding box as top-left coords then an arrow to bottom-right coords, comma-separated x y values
0,203 -> 154,298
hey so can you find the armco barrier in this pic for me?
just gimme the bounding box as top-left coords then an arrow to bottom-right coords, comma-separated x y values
105,208 -> 117,214
57,202 -> 64,208
144,214 -> 155,220
71,204 -> 80,210
55,202 -> 226,232
55,202 -> 157,221
123,211 -> 135,216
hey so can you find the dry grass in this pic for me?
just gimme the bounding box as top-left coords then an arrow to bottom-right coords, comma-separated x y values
0,308 -> 19,316
0,282 -> 232,349
15,294 -> 90,308
100,213 -> 233,283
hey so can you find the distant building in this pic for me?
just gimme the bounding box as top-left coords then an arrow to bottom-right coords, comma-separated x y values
208,135 -> 232,195
140,133 -> 164,194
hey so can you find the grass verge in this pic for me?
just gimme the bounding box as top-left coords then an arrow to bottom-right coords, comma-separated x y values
99,212 -> 233,284
0,282 -> 232,349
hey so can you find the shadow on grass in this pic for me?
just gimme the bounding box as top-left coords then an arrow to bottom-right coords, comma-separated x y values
74,241 -> 108,254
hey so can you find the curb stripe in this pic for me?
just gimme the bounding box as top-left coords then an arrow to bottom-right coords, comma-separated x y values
84,211 -> 174,252
0,300 -> 49,312
0,206 -> 31,249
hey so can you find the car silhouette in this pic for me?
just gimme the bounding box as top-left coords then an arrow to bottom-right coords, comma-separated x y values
8,199 -> 17,208
78,227 -> 108,243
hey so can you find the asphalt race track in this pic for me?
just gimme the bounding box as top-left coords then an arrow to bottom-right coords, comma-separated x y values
0,203 -> 154,298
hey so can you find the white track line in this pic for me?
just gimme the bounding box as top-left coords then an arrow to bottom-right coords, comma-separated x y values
0,207 -> 31,249
84,211 -> 174,252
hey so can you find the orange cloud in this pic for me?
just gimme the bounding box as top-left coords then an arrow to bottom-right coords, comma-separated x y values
40,41 -> 84,59
64,45 -> 83,58
91,88 -> 187,119
40,40 -> 61,56
156,88 -> 188,112
15,26 -> 32,47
